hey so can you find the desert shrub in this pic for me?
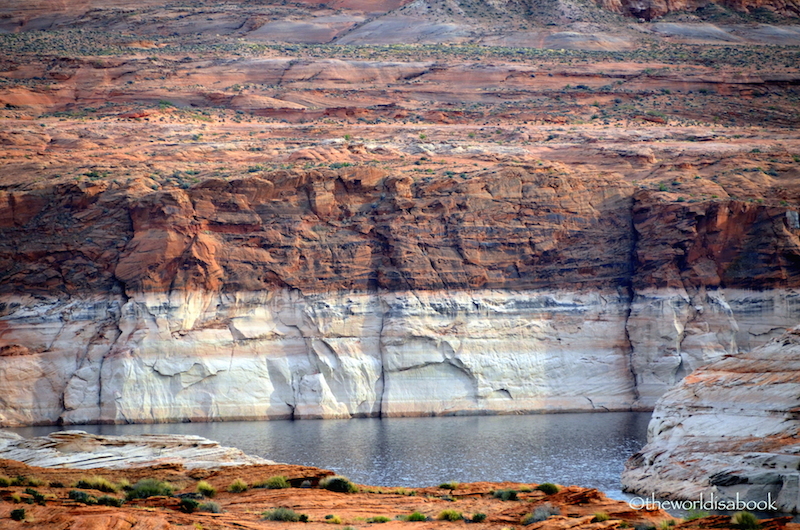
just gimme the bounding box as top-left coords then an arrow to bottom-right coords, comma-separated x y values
536,483 -> 559,495
196,480 -> 216,498
522,503 -> 560,524
10,493 -> 21,503
439,481 -> 459,490
25,477 -> 44,487
594,512 -> 610,522
255,475 -> 290,489
199,501 -> 222,513
10,508 -> 25,521
69,490 -> 98,505
659,520 -> 676,530
74,475 -> 119,493
49,481 -> 64,488
97,495 -> 124,507
0,476 -> 10,487
227,478 -> 248,493
368,516 -> 391,523
262,507 -> 306,522
125,478 -> 175,500
24,488 -> 46,505
320,475 -> 358,494
406,511 -> 427,521
471,513 -> 487,523
437,509 -> 463,521
493,489 -> 518,501
732,511 -> 760,530
325,514 -> 343,524
180,497 -> 199,513
519,486 -> 533,493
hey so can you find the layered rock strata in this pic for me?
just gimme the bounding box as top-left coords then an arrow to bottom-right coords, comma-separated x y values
621,327 -> 800,513
1,167 -> 799,425
0,430 -> 274,469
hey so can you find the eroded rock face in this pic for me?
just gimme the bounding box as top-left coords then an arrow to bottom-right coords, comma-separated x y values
1,168 -> 800,425
621,327 -> 800,513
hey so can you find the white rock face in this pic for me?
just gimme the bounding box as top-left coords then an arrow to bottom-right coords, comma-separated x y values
0,287 -> 797,426
621,326 -> 800,513
0,430 -> 273,469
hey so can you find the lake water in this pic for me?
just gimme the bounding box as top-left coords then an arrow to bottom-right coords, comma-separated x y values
8,412 -> 651,501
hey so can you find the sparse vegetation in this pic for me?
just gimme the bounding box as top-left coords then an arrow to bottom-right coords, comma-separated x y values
199,501 -> 222,513
522,503 -> 561,524
227,478 -> 249,493
180,497 -> 200,513
406,511 -> 427,521
10,508 -> 25,521
254,475 -> 290,489
197,480 -> 216,498
732,511 -> 760,529
74,475 -> 119,493
437,509 -> 463,521
472,512 -> 487,522
367,515 -> 392,523
536,483 -> 560,495
262,507 -> 308,522
320,475 -> 358,493
493,488 -> 518,501
439,481 -> 459,490
125,478 -> 175,500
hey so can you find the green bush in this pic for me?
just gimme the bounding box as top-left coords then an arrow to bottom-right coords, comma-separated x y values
10,508 -> 25,521
74,475 -> 119,493
69,490 -> 98,505
471,513 -> 487,523
439,481 -> 459,490
180,497 -> 199,513
406,511 -> 427,521
493,489 -> 518,501
97,495 -> 124,507
199,501 -> 222,513
437,509 -> 463,522
368,516 -> 391,523
732,511 -> 760,530
320,475 -> 358,493
262,507 -> 306,522
196,480 -> 216,498
594,512 -> 610,522
227,478 -> 248,493
536,483 -> 559,495
325,514 -> 343,524
0,476 -> 10,487
125,478 -> 175,500
255,475 -> 290,489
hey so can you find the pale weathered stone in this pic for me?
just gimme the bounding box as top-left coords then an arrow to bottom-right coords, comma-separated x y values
0,430 -> 273,469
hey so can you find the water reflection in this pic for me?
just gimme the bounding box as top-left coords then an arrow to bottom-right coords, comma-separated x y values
8,412 -> 650,499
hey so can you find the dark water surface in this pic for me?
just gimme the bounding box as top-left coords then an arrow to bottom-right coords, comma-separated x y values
9,412 -> 651,500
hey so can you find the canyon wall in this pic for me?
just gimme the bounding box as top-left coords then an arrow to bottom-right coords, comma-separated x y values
1,166 -> 799,425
